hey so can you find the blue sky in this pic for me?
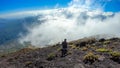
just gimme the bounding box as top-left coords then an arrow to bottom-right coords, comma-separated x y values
102,0 -> 120,12
0,0 -> 120,14
0,0 -> 71,14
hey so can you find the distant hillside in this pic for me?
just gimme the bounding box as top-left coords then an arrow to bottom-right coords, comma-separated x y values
0,16 -> 40,45
0,37 -> 120,68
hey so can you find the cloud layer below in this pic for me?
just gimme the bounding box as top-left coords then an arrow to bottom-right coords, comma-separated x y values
19,0 -> 120,47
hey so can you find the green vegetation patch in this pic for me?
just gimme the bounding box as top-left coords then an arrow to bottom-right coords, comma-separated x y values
83,52 -> 99,64
96,48 -> 112,52
103,40 -> 110,45
47,53 -> 56,61
110,51 -> 120,59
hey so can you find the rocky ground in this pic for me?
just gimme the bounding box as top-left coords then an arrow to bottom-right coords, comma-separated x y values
0,37 -> 120,68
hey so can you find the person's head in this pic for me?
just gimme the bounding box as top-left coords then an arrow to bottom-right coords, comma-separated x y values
64,39 -> 67,42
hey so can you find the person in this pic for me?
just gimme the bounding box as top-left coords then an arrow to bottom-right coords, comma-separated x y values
61,39 -> 68,57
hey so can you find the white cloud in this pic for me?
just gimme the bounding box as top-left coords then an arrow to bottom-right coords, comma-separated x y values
19,9 -> 120,47
14,0 -> 120,47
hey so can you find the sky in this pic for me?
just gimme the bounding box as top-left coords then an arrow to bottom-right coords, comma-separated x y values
0,0 -> 120,15
0,0 -> 71,14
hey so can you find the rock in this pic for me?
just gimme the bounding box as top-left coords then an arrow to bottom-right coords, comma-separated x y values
76,41 -> 87,47
74,63 -> 85,68
98,56 -> 105,61
109,38 -> 120,41
99,38 -> 106,42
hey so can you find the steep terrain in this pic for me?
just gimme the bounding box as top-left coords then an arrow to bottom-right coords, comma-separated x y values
0,37 -> 120,68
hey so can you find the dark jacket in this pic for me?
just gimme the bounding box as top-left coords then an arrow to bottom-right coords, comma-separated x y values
62,41 -> 67,49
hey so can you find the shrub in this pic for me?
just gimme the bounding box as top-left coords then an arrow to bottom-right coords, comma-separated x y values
91,46 -> 97,50
110,51 -> 120,60
83,52 -> 99,64
103,41 -> 110,45
14,56 -> 18,59
47,53 -> 56,61
57,48 -> 61,51
109,46 -> 114,49
86,45 -> 91,48
69,42 -> 74,45
78,41 -> 87,47
99,38 -> 105,42
67,51 -> 72,55
25,61 -> 32,66
96,48 -> 112,52
81,47 -> 88,51
70,45 -> 77,49
0,55 -> 6,57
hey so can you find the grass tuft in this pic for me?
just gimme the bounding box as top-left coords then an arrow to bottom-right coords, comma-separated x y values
47,53 -> 56,61
83,52 -> 99,64
96,48 -> 112,52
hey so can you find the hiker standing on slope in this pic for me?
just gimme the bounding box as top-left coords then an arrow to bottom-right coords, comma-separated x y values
61,39 -> 68,57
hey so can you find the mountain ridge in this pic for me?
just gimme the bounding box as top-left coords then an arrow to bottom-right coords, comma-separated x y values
0,37 -> 120,68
